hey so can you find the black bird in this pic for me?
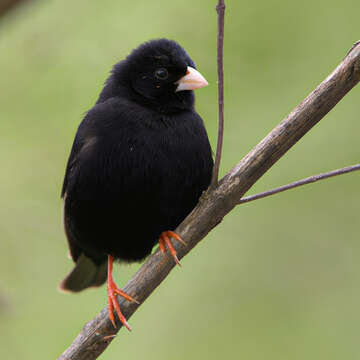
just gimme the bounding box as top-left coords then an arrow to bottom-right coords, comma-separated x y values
59,39 -> 213,330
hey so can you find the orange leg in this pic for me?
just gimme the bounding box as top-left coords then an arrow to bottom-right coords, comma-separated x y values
107,255 -> 139,331
158,231 -> 186,266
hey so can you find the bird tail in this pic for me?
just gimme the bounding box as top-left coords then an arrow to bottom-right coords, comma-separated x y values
58,254 -> 107,292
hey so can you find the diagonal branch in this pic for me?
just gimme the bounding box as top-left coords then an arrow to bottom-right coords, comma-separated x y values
238,164 -> 360,204
58,42 -> 360,360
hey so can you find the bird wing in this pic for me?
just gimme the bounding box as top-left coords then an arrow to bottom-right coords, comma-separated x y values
61,130 -> 84,198
60,118 -> 108,291
60,124 -> 86,262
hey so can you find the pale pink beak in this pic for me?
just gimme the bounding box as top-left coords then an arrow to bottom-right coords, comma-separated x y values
175,66 -> 208,92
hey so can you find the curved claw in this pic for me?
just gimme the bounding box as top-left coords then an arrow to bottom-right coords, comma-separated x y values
107,255 -> 139,331
108,283 -> 132,331
158,231 -> 186,267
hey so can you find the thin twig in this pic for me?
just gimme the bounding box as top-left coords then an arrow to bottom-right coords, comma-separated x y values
58,42 -> 360,360
0,0 -> 27,18
211,0 -> 226,188
238,164 -> 360,204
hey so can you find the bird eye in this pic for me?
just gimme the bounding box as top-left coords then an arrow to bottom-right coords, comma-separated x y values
154,68 -> 168,80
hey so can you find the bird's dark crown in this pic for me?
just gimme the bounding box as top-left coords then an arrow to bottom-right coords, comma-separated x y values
97,39 -> 196,113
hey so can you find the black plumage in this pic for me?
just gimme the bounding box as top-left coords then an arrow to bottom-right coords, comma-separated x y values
60,39 -> 213,328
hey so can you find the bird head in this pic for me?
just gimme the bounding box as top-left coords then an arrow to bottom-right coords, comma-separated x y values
106,39 -> 208,113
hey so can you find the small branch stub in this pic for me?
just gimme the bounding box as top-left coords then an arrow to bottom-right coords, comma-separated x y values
239,164 -> 360,204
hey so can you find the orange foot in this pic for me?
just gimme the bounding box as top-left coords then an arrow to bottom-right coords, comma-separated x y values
158,231 -> 187,266
107,254 -> 139,331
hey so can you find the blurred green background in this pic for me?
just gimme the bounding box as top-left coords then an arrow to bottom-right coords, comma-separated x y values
0,0 -> 359,359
